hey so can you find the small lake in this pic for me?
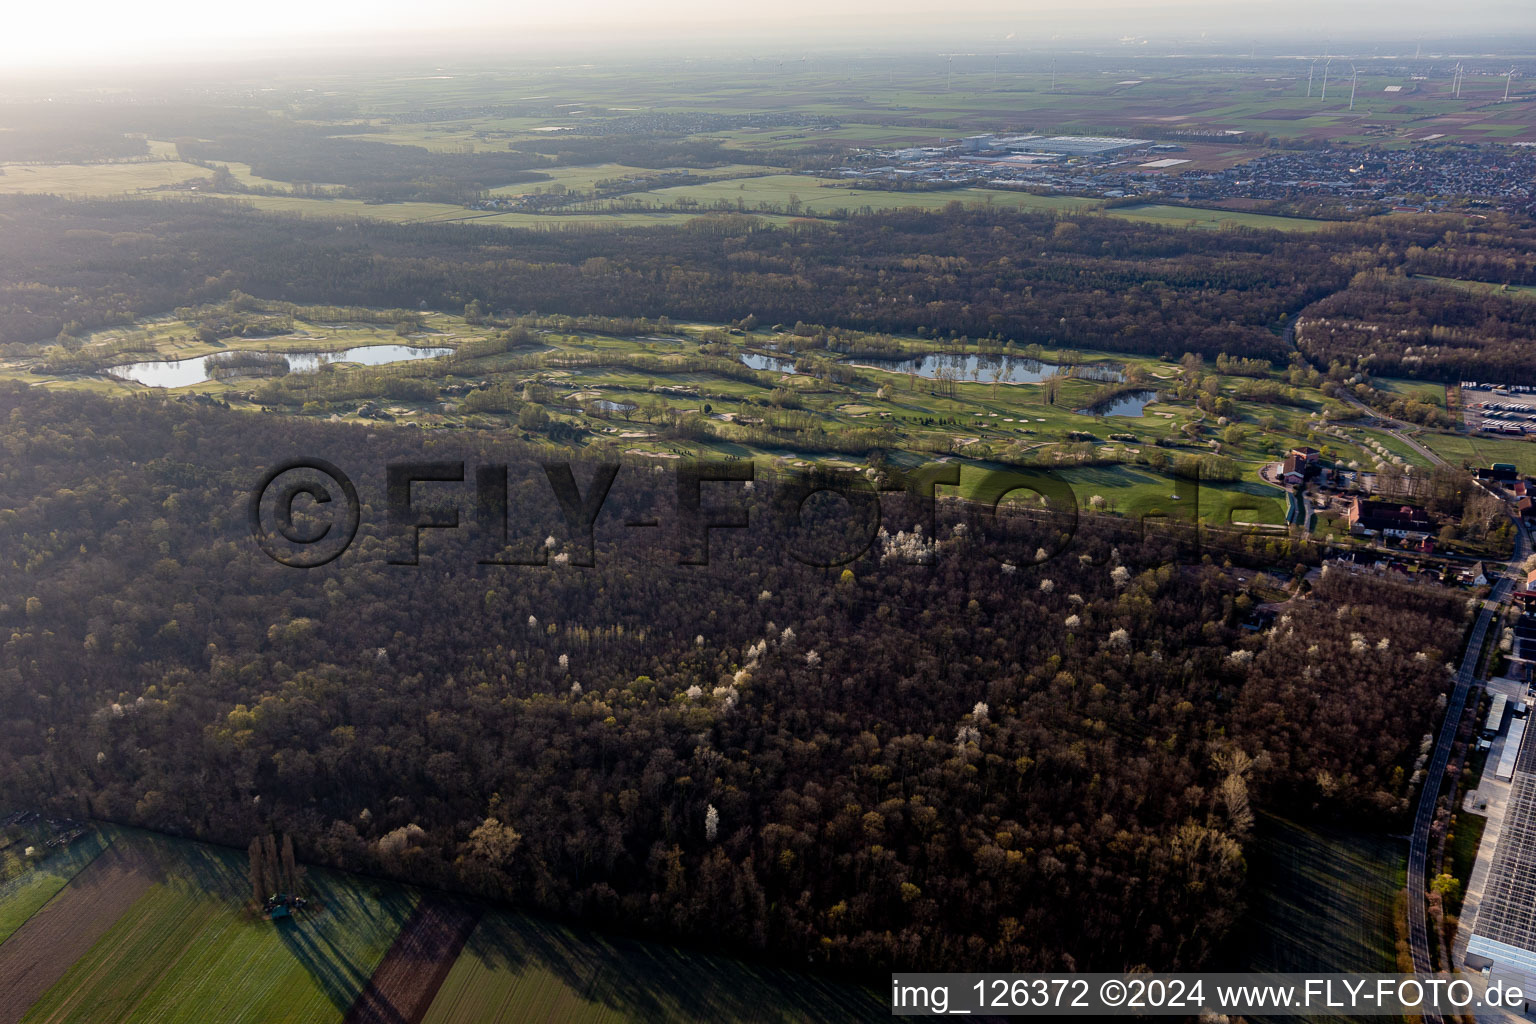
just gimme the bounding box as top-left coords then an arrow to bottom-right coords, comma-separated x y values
850,353 -> 1122,385
1079,390 -> 1163,417
740,352 -> 799,373
105,345 -> 453,388
593,399 -> 637,415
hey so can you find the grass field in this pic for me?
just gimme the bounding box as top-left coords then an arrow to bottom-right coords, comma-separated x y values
1227,814 -> 1403,978
487,163 -> 779,197
1445,813 -> 1487,915
1418,432 -> 1536,474
626,173 -> 1103,216
1352,427 -> 1436,469
1374,377 -> 1446,408
1103,203 -> 1331,232
423,908 -> 884,1024
155,191 -> 747,229
1417,276 -> 1536,301
0,160 -> 205,196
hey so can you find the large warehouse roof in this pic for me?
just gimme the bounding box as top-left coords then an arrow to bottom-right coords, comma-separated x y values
1004,135 -> 1152,155
1468,721 -> 1536,986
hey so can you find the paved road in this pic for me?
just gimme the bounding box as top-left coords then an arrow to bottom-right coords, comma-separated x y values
1335,391 -> 1451,468
1406,523 -> 1527,1020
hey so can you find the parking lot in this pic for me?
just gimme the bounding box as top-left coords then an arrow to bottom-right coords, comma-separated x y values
1464,383 -> 1536,435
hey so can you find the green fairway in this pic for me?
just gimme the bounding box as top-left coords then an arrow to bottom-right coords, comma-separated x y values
1051,464 -> 1288,526
423,909 -> 885,1024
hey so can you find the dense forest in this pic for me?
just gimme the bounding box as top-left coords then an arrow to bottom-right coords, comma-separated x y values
0,196 -> 1459,361
0,384 -> 1466,974
1298,271 -> 1536,383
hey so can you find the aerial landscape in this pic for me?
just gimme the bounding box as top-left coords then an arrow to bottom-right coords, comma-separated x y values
4,0 -> 1536,1020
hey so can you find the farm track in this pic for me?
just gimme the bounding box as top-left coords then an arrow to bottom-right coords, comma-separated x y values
0,843 -> 155,1024
344,897 -> 481,1024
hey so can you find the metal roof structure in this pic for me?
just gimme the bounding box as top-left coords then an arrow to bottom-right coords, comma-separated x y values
1469,721 -> 1536,983
1486,693 -> 1510,735
1496,718 -> 1528,781
1003,135 -> 1152,156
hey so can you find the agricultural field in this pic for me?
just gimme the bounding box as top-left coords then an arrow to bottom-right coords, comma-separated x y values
12,828 -> 416,1024
0,822 -> 880,1024
423,908 -> 884,1023
0,825 -> 109,948
1101,203 -> 1330,232
335,59 -> 1536,145
485,163 -> 778,197
627,173 -> 1102,216
166,181 -> 1319,232
0,160 -> 207,196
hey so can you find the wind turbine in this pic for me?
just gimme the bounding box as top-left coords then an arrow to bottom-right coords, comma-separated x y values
1307,58 -> 1319,97
1506,67 -> 1516,102
1050,58 -> 1057,92
1349,64 -> 1359,111
1320,58 -> 1333,101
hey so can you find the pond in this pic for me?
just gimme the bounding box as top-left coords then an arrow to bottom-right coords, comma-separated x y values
104,344 -> 454,388
1078,390 -> 1163,417
593,399 -> 638,415
849,352 -> 1122,385
740,353 -> 799,373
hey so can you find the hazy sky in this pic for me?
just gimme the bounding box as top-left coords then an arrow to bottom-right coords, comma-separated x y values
5,0 -> 1533,69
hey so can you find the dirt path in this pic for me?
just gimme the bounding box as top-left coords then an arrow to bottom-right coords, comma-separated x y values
0,843 -> 156,1024
344,897 -> 480,1024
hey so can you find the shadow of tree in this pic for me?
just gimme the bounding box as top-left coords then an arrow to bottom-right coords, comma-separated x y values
277,916 -> 381,1014
457,911 -> 886,1022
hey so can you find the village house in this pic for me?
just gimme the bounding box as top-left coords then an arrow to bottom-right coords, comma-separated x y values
1280,446 -> 1325,488
1346,496 -> 1434,539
